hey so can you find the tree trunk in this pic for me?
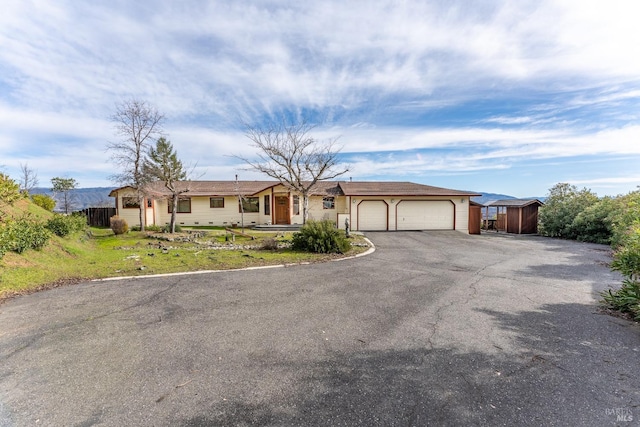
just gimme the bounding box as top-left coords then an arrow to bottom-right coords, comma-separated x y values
170,196 -> 178,233
138,194 -> 145,231
302,193 -> 310,224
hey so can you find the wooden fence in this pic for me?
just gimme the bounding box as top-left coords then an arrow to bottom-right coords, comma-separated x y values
81,207 -> 116,227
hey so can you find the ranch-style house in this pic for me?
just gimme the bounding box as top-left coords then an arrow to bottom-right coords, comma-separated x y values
109,180 -> 481,233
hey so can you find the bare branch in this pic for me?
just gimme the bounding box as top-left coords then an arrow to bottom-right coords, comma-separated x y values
234,118 -> 349,223
106,99 -> 164,230
19,163 -> 39,194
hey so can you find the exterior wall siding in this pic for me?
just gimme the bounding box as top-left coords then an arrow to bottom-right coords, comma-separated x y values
115,190 -> 142,228
156,196 -> 261,227
289,194 -> 347,224
113,186 -> 473,233
307,196 -> 341,223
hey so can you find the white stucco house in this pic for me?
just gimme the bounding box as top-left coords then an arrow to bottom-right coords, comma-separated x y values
108,180 -> 480,232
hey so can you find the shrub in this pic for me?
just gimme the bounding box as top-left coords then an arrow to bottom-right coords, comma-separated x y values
601,223 -> 640,321
144,225 -> 163,232
291,220 -> 351,254
31,194 -> 56,211
611,225 -> 640,281
163,224 -> 182,233
0,221 -> 10,258
602,279 -> 640,321
571,196 -> 617,244
3,215 -> 51,254
538,183 -> 598,239
110,216 -> 129,235
0,173 -> 21,206
261,237 -> 279,250
46,213 -> 87,237
609,190 -> 640,249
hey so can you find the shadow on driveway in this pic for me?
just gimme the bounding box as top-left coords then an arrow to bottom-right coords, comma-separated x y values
182,302 -> 638,427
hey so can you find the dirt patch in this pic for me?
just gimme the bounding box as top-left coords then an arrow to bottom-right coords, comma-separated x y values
1,254 -> 35,268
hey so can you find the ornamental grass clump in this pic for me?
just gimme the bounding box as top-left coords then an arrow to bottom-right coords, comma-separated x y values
291,220 -> 350,254
602,224 -> 640,320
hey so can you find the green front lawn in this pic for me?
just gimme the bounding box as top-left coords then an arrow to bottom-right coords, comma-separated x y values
0,227 -> 369,301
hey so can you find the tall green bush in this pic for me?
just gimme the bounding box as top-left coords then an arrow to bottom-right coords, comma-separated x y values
46,213 -> 87,237
2,215 -> 51,254
31,194 -> 56,211
610,225 -> 640,280
291,220 -> 351,254
600,198 -> 640,320
538,183 -> 598,239
538,183 -> 640,320
570,196 -> 617,244
0,173 -> 21,206
609,190 -> 640,249
0,221 -> 10,258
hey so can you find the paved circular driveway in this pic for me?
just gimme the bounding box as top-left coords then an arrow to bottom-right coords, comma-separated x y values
1,232 -> 638,426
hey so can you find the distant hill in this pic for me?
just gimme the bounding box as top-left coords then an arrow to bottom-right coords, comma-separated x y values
470,192 -> 516,205
30,187 -> 115,211
470,192 -> 546,205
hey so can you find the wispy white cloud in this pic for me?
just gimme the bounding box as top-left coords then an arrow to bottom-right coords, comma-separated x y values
2,0 -> 639,118
569,176 -> 640,186
1,0 -> 639,195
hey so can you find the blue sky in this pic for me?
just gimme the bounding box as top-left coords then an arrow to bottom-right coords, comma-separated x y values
1,0 -> 639,197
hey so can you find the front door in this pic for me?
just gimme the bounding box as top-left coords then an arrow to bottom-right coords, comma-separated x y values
275,196 -> 290,224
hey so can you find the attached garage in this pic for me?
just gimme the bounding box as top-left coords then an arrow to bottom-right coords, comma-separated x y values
396,200 -> 454,230
358,200 -> 388,230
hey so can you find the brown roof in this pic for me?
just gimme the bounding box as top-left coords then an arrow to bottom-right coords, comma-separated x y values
306,181 -> 343,196
487,199 -> 544,207
110,180 -> 479,198
338,181 -> 481,197
145,180 -> 277,197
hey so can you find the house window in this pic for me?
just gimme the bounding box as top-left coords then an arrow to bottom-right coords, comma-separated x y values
239,197 -> 259,213
168,198 -> 191,213
264,195 -> 270,215
323,197 -> 335,209
146,199 -> 153,208
122,197 -> 140,209
293,195 -> 300,215
210,197 -> 224,208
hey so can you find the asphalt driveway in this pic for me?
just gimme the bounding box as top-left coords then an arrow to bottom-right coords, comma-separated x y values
0,231 -> 638,426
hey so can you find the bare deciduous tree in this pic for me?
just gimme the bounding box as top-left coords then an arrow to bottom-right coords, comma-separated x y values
107,99 -> 164,231
237,119 -> 349,223
19,163 -> 39,194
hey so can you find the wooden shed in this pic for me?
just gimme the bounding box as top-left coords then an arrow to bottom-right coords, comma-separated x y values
486,199 -> 544,234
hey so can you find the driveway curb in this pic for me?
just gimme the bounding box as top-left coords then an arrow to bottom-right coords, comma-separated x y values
92,237 -> 376,282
